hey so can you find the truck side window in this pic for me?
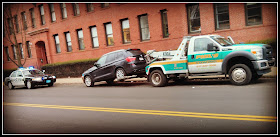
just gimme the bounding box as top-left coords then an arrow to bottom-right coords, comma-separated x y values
194,38 -> 214,52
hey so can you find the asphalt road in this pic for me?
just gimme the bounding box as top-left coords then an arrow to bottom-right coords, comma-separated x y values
3,78 -> 277,134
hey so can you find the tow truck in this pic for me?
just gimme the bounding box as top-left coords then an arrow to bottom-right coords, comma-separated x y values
145,35 -> 275,87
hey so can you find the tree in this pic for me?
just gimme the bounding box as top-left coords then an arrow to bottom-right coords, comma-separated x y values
3,3 -> 29,68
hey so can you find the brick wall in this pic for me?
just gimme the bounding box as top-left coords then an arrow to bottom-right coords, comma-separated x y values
3,3 -> 277,70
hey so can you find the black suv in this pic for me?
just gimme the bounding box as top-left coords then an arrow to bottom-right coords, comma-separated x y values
82,49 -> 147,87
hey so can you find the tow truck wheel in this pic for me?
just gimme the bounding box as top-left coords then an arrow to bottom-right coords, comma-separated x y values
84,76 -> 94,87
229,64 -> 252,86
8,82 -> 14,90
149,70 -> 167,87
26,80 -> 35,89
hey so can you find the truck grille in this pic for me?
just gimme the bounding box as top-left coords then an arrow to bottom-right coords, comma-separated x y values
262,45 -> 273,61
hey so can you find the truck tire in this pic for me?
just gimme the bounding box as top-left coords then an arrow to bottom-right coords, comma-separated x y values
229,64 -> 252,86
149,70 -> 167,87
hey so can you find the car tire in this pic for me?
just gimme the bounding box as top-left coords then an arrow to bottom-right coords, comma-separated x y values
8,82 -> 14,90
84,76 -> 94,87
229,64 -> 252,86
115,68 -> 126,81
149,70 -> 167,87
26,80 -> 35,89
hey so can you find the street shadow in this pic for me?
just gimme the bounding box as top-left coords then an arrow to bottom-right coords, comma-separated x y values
94,81 -> 148,87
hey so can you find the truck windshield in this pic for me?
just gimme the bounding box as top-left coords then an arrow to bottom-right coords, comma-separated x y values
211,37 -> 233,46
23,69 -> 44,75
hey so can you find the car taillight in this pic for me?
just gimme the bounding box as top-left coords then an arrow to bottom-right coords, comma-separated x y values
125,57 -> 136,62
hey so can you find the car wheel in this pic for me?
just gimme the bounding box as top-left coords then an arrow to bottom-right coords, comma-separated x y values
229,64 -> 252,86
84,76 -> 94,87
116,68 -> 126,81
149,70 -> 167,87
26,80 -> 35,89
8,82 -> 14,90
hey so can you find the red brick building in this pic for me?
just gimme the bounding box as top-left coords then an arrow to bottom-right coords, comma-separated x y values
3,3 -> 277,70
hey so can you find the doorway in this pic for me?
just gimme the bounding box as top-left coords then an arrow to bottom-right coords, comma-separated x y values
35,41 -> 48,69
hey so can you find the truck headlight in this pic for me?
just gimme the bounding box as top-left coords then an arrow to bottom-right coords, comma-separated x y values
251,49 -> 263,60
32,77 -> 43,81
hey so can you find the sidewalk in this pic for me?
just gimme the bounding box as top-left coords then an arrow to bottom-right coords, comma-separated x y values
55,67 -> 277,84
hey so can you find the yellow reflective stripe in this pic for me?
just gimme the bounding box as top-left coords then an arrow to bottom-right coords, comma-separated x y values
150,60 -> 188,66
188,59 -> 223,65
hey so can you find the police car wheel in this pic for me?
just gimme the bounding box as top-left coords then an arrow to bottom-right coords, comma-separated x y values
84,76 -> 94,87
8,82 -> 14,89
26,80 -> 35,89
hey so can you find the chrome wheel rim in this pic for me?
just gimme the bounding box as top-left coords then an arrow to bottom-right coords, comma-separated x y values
85,76 -> 92,87
116,69 -> 125,80
232,68 -> 246,83
151,73 -> 161,85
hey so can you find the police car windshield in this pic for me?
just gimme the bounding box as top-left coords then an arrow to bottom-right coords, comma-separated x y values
211,37 -> 233,46
23,69 -> 44,75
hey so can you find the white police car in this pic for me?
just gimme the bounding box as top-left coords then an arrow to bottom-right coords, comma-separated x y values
4,66 -> 56,89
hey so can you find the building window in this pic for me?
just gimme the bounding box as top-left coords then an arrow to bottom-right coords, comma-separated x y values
12,45 -> 17,59
187,4 -> 201,33
29,8 -> 36,28
214,4 -> 230,30
77,29 -> 85,50
245,3 -> 262,26
21,11 -> 28,30
8,18 -> 13,35
101,3 -> 109,8
61,3 -> 67,19
64,32 -> 72,52
90,26 -> 99,48
53,34 -> 61,53
138,14 -> 150,41
19,43 -> 24,59
49,4 -> 56,22
120,19 -> 131,44
160,9 -> 169,38
72,3 -> 80,16
4,47 -> 10,61
104,22 -> 114,46
39,5 -> 46,25
14,15 -> 20,33
26,41 -> 32,58
86,3 -> 94,12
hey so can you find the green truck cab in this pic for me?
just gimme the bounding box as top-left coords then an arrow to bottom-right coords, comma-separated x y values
145,35 -> 275,87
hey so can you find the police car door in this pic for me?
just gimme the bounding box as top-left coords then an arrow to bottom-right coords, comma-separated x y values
188,38 -> 222,74
10,71 -> 17,86
15,71 -> 25,86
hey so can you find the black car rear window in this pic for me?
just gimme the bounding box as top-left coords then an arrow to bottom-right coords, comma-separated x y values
126,50 -> 144,56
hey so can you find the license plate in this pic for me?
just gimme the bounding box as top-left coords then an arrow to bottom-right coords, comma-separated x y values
46,80 -> 51,83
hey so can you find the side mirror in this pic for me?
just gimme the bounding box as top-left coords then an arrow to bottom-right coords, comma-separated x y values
207,43 -> 219,51
94,62 -> 100,67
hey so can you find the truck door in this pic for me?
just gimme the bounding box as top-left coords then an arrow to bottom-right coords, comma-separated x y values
188,38 -> 222,74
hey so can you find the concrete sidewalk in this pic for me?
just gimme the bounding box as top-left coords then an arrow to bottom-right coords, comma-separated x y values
55,67 -> 277,84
